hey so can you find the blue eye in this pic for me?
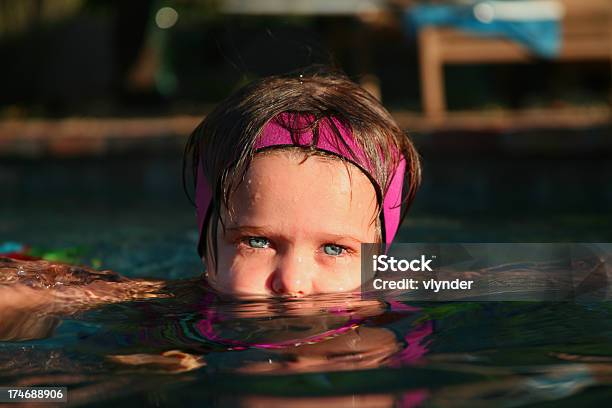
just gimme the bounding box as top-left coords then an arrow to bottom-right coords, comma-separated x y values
323,244 -> 344,256
246,237 -> 270,249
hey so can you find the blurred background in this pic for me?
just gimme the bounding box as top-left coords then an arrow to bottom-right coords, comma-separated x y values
1,0 -> 611,277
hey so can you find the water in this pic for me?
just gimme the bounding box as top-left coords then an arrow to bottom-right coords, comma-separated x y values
2,212 -> 612,407
2,154 -> 612,407
2,269 -> 612,407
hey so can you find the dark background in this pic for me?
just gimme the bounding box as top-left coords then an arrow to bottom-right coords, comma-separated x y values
1,0 -> 611,276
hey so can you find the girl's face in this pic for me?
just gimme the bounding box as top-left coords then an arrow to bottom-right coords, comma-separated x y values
206,150 -> 379,296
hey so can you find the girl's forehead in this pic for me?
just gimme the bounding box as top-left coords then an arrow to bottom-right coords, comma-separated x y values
224,151 -> 379,238
252,149 -> 351,179
244,150 -> 373,196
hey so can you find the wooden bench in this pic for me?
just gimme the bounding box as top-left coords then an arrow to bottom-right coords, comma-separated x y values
417,0 -> 612,119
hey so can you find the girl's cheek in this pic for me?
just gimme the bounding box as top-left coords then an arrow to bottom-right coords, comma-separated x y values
314,255 -> 362,293
316,252 -> 353,267
226,251 -> 275,292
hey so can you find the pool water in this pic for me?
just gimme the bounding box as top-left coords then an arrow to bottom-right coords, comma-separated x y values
2,206 -> 612,407
2,153 -> 612,407
2,280 -> 612,407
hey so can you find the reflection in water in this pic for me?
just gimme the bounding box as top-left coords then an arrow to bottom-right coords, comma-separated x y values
221,393 -> 402,408
2,257 -> 612,407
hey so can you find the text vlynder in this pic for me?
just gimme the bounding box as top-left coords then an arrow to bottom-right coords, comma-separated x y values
370,254 -> 474,293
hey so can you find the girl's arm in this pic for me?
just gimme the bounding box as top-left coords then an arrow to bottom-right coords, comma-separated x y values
0,257 -> 167,341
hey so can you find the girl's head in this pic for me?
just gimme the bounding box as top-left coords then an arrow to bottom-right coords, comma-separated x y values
185,67 -> 421,296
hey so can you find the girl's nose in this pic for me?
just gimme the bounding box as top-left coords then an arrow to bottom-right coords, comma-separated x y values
270,253 -> 314,297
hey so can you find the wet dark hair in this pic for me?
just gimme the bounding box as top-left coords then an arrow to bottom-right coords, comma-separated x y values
183,66 -> 421,270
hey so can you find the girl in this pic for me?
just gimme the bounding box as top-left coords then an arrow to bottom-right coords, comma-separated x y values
0,67 -> 430,379
1,67 -> 421,302
185,66 -> 421,296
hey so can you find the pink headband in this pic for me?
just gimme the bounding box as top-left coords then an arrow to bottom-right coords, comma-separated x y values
195,113 -> 406,254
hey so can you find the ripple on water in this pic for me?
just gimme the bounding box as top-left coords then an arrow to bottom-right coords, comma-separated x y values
2,259 -> 612,406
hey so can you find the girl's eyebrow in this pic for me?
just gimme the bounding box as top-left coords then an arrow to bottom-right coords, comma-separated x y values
225,225 -> 272,235
319,233 -> 364,245
225,225 -> 367,244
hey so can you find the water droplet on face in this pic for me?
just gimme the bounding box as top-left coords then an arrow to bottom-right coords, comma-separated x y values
297,257 -> 303,263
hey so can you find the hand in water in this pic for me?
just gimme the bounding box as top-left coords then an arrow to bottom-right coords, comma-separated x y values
0,257 -> 166,341
0,284 -> 60,341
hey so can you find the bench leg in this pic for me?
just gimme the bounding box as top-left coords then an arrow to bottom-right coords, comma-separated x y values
419,27 -> 446,120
